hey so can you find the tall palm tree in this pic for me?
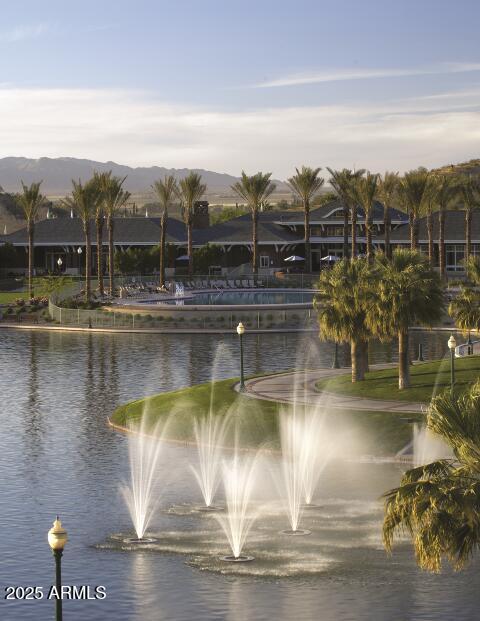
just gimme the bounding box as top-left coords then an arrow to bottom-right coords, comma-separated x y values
398,169 -> 431,250
63,179 -> 102,302
177,173 -> 207,276
376,172 -> 399,259
287,166 -> 324,272
457,174 -> 480,260
152,175 -> 177,287
15,181 -> 45,298
383,383 -> 480,572
351,172 -> 379,263
99,172 -> 130,295
231,172 -> 276,274
368,249 -> 444,389
430,174 -> 457,279
92,171 -> 107,296
327,168 -> 365,259
448,285 -> 480,335
315,258 -> 372,382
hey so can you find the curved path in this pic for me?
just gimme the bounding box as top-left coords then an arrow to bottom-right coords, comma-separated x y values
241,364 -> 426,414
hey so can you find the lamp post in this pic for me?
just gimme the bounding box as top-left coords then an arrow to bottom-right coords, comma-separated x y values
57,257 -> 63,272
47,516 -> 68,621
237,322 -> 245,392
448,335 -> 456,392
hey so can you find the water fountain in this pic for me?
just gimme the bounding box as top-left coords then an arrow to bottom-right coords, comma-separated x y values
412,423 -> 451,467
216,452 -> 258,562
120,415 -> 166,543
191,413 -> 228,511
278,412 -> 311,535
301,407 -> 332,507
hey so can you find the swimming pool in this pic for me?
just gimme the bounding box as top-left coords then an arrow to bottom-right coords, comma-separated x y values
159,289 -> 316,306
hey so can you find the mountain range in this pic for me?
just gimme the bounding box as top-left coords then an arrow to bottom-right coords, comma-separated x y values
0,157 -> 289,197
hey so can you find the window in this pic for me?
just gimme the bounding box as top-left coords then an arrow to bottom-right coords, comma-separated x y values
260,255 -> 269,268
446,245 -> 465,271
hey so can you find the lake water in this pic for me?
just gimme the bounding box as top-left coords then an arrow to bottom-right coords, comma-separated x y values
148,290 -> 316,306
1,329 -> 477,621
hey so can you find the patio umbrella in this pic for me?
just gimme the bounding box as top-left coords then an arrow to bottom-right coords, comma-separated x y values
176,255 -> 190,261
284,255 -> 305,262
321,255 -> 340,262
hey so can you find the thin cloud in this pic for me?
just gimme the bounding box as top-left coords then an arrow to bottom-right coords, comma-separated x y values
253,62 -> 480,88
0,23 -> 50,43
0,86 -> 478,177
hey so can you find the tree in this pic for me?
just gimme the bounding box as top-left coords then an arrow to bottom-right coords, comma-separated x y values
98,172 -> 130,295
152,175 -> 177,288
231,172 -> 276,274
177,173 -> 207,276
448,255 -> 480,336
351,172 -> 379,263
15,181 -> 46,298
383,383 -> 480,572
327,168 -> 365,259
376,172 -> 398,259
368,249 -> 444,389
430,174 -> 457,279
315,258 -> 372,382
287,166 -> 324,272
92,172 -> 106,296
457,174 -> 480,260
398,169 -> 431,250
63,179 -> 102,302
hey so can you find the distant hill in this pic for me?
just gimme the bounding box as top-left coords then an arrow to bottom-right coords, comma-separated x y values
432,159 -> 480,176
0,157 -> 290,197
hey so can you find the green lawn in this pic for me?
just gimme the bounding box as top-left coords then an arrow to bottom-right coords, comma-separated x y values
111,378 -> 422,456
316,356 -> 480,403
0,291 -> 29,304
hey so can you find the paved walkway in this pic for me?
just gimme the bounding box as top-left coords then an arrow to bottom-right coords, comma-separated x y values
241,365 -> 426,414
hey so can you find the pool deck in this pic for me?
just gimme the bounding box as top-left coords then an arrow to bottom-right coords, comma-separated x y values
239,365 -> 426,414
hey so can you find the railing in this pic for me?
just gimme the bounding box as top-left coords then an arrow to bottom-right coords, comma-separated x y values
455,339 -> 480,357
47,298 -> 315,331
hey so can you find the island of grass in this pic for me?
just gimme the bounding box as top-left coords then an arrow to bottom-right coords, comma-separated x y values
111,377 -> 423,457
316,355 -> 480,403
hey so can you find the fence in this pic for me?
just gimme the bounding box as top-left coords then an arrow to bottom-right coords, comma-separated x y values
48,298 -> 315,331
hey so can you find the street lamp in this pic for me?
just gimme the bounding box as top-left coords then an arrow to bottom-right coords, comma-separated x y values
57,257 -> 63,269
448,335 -> 457,392
77,247 -> 83,255
47,516 -> 68,621
237,322 -> 246,392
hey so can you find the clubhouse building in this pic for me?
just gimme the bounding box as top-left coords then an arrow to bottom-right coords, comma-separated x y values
1,199 -> 478,275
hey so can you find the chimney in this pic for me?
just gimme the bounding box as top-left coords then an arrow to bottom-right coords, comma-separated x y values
193,201 -> 209,229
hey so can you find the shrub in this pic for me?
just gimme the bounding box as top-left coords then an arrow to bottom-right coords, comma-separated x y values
15,298 -> 25,307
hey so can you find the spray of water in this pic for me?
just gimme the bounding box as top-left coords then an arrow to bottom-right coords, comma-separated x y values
301,407 -> 332,505
120,416 -> 166,539
279,412 -> 305,531
215,451 -> 258,558
191,413 -> 228,507
412,423 -> 451,467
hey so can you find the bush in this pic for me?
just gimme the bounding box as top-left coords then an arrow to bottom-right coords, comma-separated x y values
6,307 -> 13,315
15,298 -> 25,307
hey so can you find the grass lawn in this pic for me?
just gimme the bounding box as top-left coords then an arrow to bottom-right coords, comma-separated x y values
316,355 -> 480,403
111,378 -> 422,456
0,291 -> 29,304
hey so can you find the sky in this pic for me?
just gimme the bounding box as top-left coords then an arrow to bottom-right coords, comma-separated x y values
0,0 -> 480,178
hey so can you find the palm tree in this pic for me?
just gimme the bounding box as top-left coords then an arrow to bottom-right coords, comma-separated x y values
63,179 -> 102,302
430,174 -> 457,279
99,172 -> 130,295
15,181 -> 46,298
231,172 -> 276,274
448,255 -> 480,338
92,172 -> 107,296
376,172 -> 399,259
383,383 -> 480,572
457,174 -> 480,260
328,168 -> 365,259
398,169 -> 431,250
315,258 -> 372,382
152,175 -> 177,287
177,173 -> 207,276
351,172 -> 379,263
368,249 -> 444,389
287,166 -> 324,272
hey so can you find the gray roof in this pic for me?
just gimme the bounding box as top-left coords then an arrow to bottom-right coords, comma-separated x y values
195,214 -> 302,245
305,199 -> 408,223
4,216 -> 187,245
391,210 -> 480,243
